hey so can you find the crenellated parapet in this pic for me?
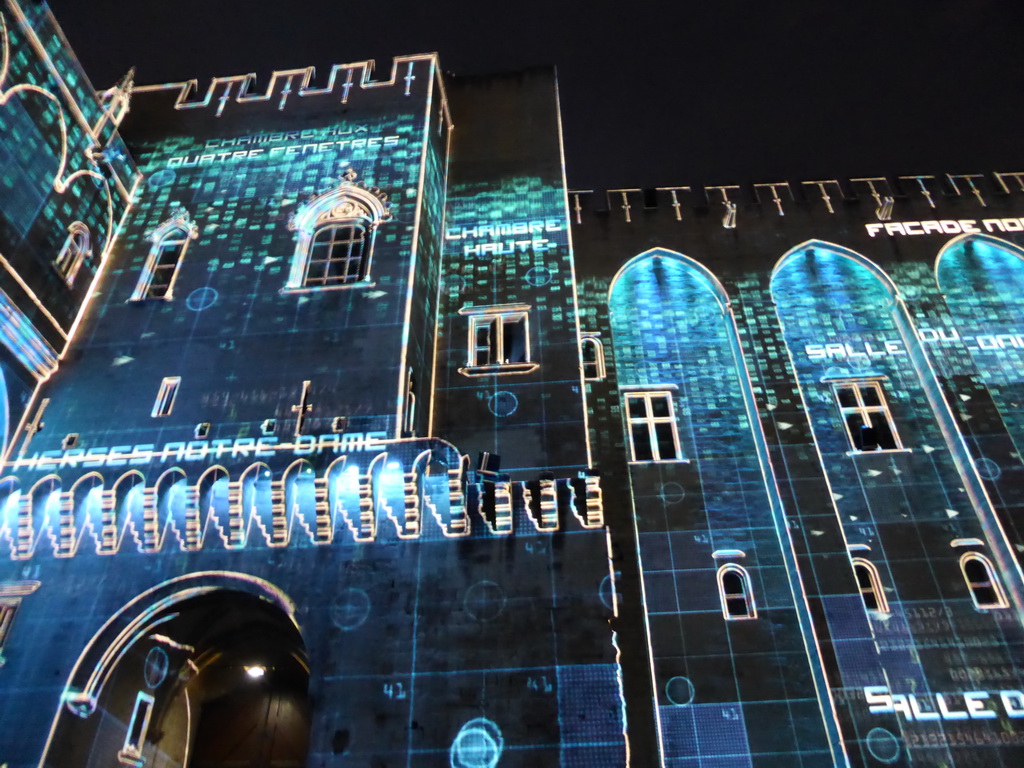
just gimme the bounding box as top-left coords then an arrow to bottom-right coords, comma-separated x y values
0,438 -> 603,559
131,54 -> 453,126
570,171 -> 1024,227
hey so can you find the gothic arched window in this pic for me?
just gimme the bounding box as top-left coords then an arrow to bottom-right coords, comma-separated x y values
55,222 -> 91,286
130,208 -> 198,301
286,168 -> 390,292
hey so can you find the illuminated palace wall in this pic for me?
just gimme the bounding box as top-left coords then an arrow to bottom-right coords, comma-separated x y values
2,2 -> 1024,768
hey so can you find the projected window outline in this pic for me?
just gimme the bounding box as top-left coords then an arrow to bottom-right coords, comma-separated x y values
851,557 -> 889,614
623,390 -> 682,462
118,691 -> 154,766
717,564 -> 756,620
959,552 -> 1008,610
54,221 -> 91,287
581,333 -> 606,381
0,600 -> 18,650
458,304 -> 539,376
130,209 -> 198,302
284,168 -> 391,293
0,582 -> 40,654
152,377 -> 181,418
831,378 -> 902,453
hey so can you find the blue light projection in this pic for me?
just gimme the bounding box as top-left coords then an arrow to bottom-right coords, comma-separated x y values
772,241 -> 1024,765
610,249 -> 834,765
937,235 -> 1024,452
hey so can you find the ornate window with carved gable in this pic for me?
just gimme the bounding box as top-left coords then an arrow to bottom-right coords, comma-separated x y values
285,167 -> 391,291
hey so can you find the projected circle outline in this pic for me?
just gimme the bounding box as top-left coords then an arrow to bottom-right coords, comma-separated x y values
331,588 -> 371,631
185,287 -> 218,312
658,482 -> 685,505
599,572 -> 622,611
464,580 -> 506,622
487,391 -> 518,417
147,169 -> 177,189
525,266 -> 554,287
665,676 -> 695,706
865,727 -> 901,764
143,646 -> 169,689
975,457 -> 1001,480
450,718 -> 503,768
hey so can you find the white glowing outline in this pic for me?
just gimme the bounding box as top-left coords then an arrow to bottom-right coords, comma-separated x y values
284,170 -> 390,291
716,563 -> 757,620
0,437 -> 605,554
553,74 -> 593,469
850,557 -> 890,615
38,570 -> 298,753
130,211 -> 199,302
610,247 -> 849,764
54,221 -> 91,287
959,551 -> 1010,610
774,239 -> 1024,616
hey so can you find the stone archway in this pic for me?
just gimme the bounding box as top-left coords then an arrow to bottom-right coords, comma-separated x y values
41,573 -> 310,768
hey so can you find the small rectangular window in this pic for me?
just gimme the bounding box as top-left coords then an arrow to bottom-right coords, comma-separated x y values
0,601 -> 18,648
152,377 -> 180,418
833,379 -> 901,452
459,305 -> 538,376
118,691 -> 154,765
624,391 -> 681,462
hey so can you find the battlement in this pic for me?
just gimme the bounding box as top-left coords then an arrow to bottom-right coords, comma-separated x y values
131,53 -> 452,125
570,171 -> 1024,226
0,437 -> 603,559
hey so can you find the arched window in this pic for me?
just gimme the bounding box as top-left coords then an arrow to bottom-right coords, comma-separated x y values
131,208 -> 197,301
717,564 -> 756,620
852,558 -> 889,614
306,221 -> 368,285
960,553 -> 1008,610
581,334 -> 605,380
285,168 -> 390,292
55,222 -> 91,286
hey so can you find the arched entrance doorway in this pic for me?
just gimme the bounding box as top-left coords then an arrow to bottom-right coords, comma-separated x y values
42,574 -> 310,768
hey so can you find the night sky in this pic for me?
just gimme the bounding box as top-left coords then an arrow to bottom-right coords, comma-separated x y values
45,0 -> 1024,191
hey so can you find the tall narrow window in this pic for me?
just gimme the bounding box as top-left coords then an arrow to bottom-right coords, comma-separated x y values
0,600 -> 18,649
285,168 -> 390,292
402,368 -> 416,436
54,222 -> 91,286
118,691 -> 154,765
833,379 -> 901,452
458,304 -> 538,376
624,390 -> 681,462
852,558 -> 889,614
718,564 -> 756,620
131,208 -> 197,301
152,377 -> 180,418
581,334 -> 606,380
960,553 -> 1008,610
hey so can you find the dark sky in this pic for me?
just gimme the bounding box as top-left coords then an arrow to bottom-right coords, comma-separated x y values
46,0 -> 1024,191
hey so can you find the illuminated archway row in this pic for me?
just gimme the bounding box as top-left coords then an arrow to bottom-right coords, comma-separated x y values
771,236 -> 1024,617
0,451 -> 603,559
